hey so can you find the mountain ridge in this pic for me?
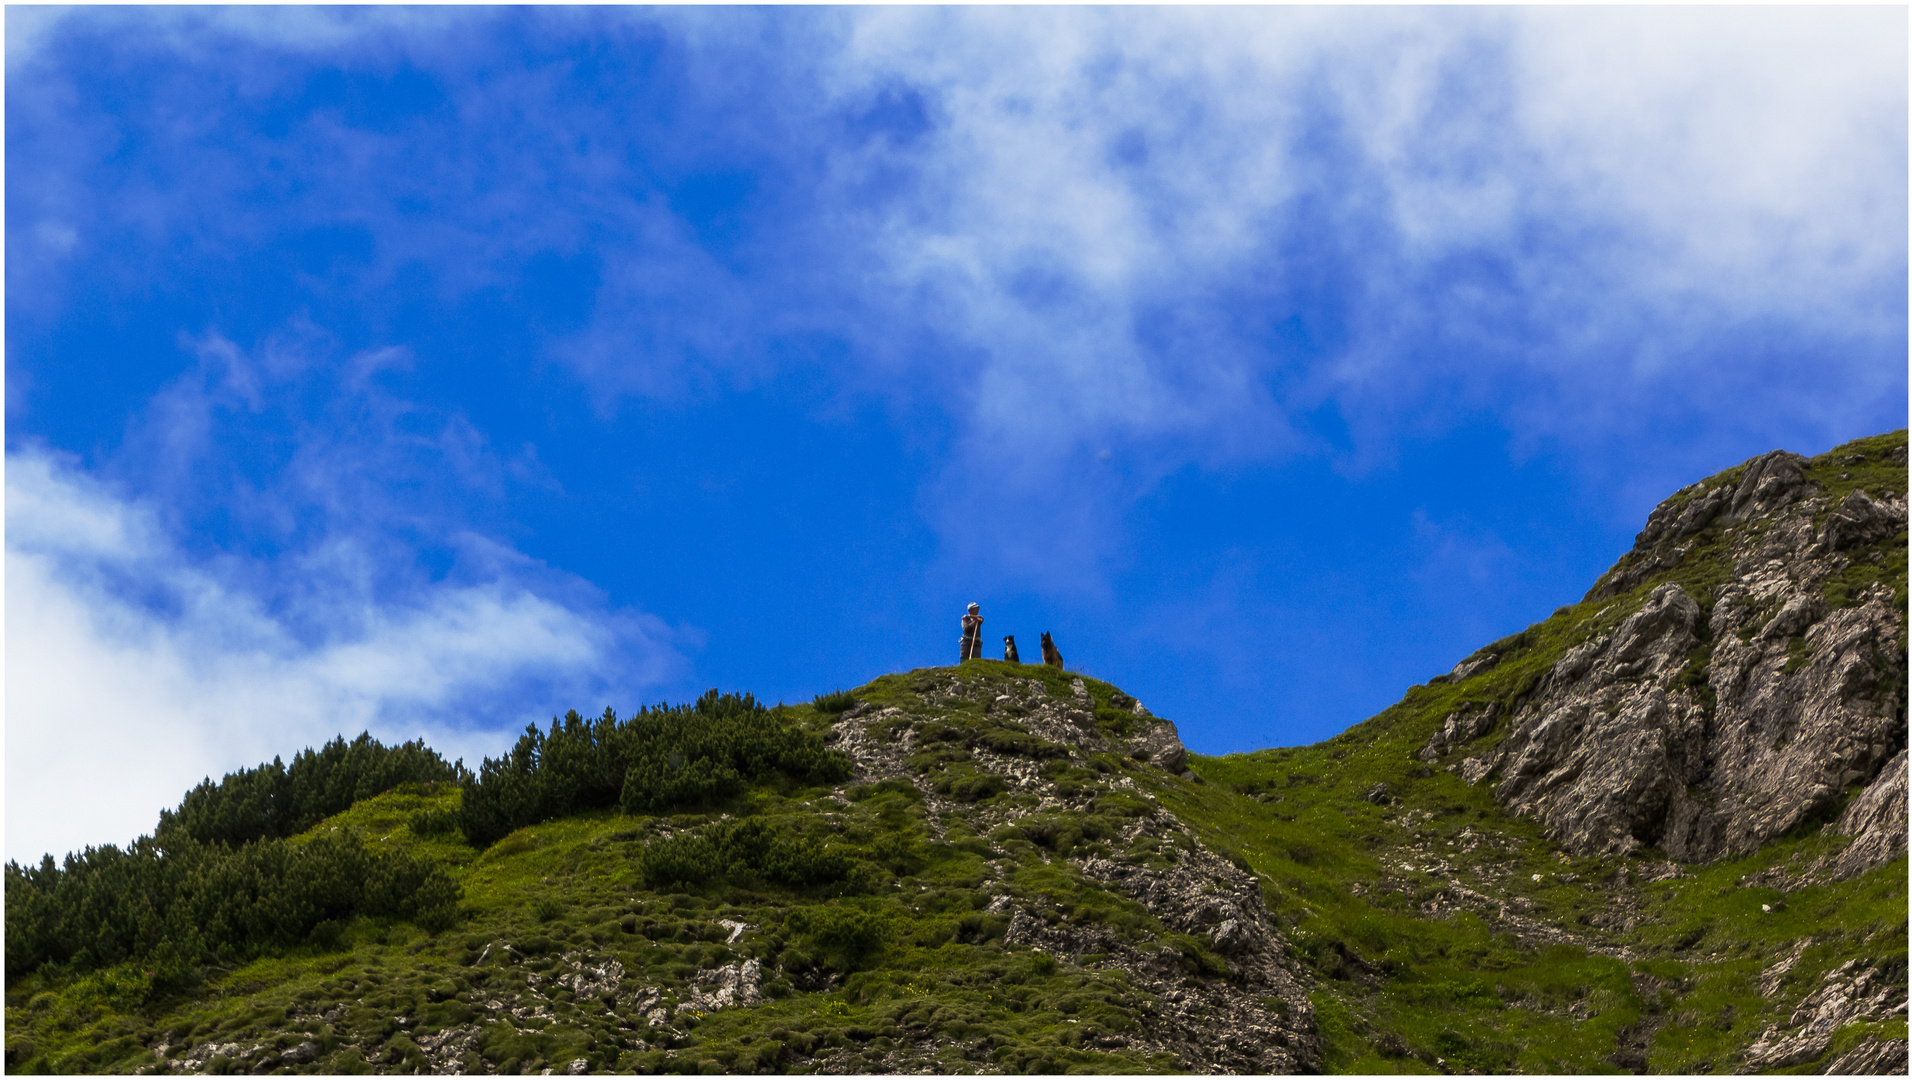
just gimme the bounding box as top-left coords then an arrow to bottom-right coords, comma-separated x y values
6,430 -> 1906,1075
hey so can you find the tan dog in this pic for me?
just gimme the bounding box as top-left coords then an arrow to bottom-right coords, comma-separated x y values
1039,632 -> 1064,669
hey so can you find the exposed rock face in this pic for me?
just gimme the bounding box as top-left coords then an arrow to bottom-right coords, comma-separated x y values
1443,443 -> 1907,867
828,671 -> 1318,1073
1820,488 -> 1904,553
680,960 -> 762,1012
1738,958 -> 1909,1072
1476,583 -> 1714,857
1418,702 -> 1499,763
1823,749 -> 1908,880
1040,847 -> 1315,1073
1818,1038 -> 1909,1075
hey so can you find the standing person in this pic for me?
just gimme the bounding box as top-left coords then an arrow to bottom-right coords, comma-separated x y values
960,603 -> 984,662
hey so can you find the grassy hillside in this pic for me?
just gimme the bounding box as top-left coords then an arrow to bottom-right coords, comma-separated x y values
6,432 -> 1905,1074
1179,710 -> 1905,1073
7,668 -> 1247,1075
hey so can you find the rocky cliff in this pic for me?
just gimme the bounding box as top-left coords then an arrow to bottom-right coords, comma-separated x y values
1430,437 -> 1907,871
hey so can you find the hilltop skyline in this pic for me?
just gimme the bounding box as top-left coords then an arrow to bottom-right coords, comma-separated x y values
7,6 -> 1907,862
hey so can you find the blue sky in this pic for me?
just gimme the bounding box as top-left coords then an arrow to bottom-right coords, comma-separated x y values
7,6 -> 1907,863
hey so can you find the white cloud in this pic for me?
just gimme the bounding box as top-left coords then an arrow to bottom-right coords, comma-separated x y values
745,5 -> 1903,586
5,5 -> 465,72
1507,7 -> 1905,305
10,8 -> 1901,600
820,6 -> 1904,450
4,446 -> 687,865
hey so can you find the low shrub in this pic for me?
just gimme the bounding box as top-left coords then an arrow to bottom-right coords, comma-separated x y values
5,832 -> 459,990
458,691 -> 852,846
156,734 -> 463,848
407,808 -> 460,837
813,689 -> 859,714
789,906 -> 892,971
634,819 -> 855,891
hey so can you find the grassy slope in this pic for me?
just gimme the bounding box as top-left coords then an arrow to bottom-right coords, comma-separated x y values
1173,429 -> 1909,1074
1179,718 -> 1906,1073
7,670 -> 1215,1076
8,771 -> 1175,1074
6,432 -> 1905,1075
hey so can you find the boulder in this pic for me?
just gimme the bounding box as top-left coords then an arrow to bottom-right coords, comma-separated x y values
1818,488 -> 1905,552
1128,720 -> 1189,774
1722,450 -> 1813,524
1823,750 -> 1908,880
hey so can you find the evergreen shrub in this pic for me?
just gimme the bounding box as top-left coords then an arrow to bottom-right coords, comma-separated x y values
4,832 -> 458,990
813,689 -> 859,714
457,690 -> 852,847
634,819 -> 855,890
157,734 -> 463,848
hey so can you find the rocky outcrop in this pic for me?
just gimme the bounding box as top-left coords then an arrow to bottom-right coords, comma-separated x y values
1438,441 -> 1907,867
1025,847 -> 1316,1073
828,671 -> 1318,1073
1593,450 -> 1817,600
1738,958 -> 1908,1072
679,960 -> 763,1013
1694,582 -> 1904,861
1822,749 -> 1908,881
1418,702 -> 1499,763
1466,583 -> 1714,857
1819,488 -> 1904,553
1818,1038 -> 1909,1075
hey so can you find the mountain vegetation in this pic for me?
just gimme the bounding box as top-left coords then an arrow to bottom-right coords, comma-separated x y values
5,431 -> 1906,1074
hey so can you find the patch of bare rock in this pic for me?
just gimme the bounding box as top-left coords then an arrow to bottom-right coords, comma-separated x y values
1431,446 -> 1906,871
1737,958 -> 1908,1073
826,673 -> 1320,1072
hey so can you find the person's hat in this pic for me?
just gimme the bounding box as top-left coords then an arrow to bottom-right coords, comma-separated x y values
967,603 -> 980,612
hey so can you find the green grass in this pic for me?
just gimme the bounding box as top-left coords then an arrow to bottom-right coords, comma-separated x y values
5,691 -> 1198,1075
10,664 -> 1903,1073
1162,433 -> 1908,1073
1805,430 -> 1909,610
1176,737 -> 1907,1075
8,431 -> 1905,1073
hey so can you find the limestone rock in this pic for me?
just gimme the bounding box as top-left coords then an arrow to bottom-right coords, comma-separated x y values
1818,488 -> 1906,552
1698,587 -> 1904,860
680,960 -> 762,1012
1127,719 -> 1189,774
1759,939 -> 1811,999
282,1041 -> 319,1064
1818,1038 -> 1908,1075
1635,483 -> 1730,551
558,950 -> 625,1000
824,671 -> 1318,1072
1448,651 -> 1502,682
1823,749 -> 1908,880
1450,441 -> 1906,865
1721,450 -> 1813,524
1739,959 -> 1905,1072
1470,583 -> 1709,857
1420,703 -> 1500,762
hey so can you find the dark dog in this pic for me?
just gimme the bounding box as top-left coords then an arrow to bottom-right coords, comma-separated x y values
1003,635 -> 1021,663
1039,632 -> 1064,669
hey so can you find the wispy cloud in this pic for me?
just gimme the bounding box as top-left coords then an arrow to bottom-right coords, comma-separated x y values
16,7 -> 1898,461
8,6 -> 1901,603
4,330 -> 693,863
821,7 -> 1903,431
